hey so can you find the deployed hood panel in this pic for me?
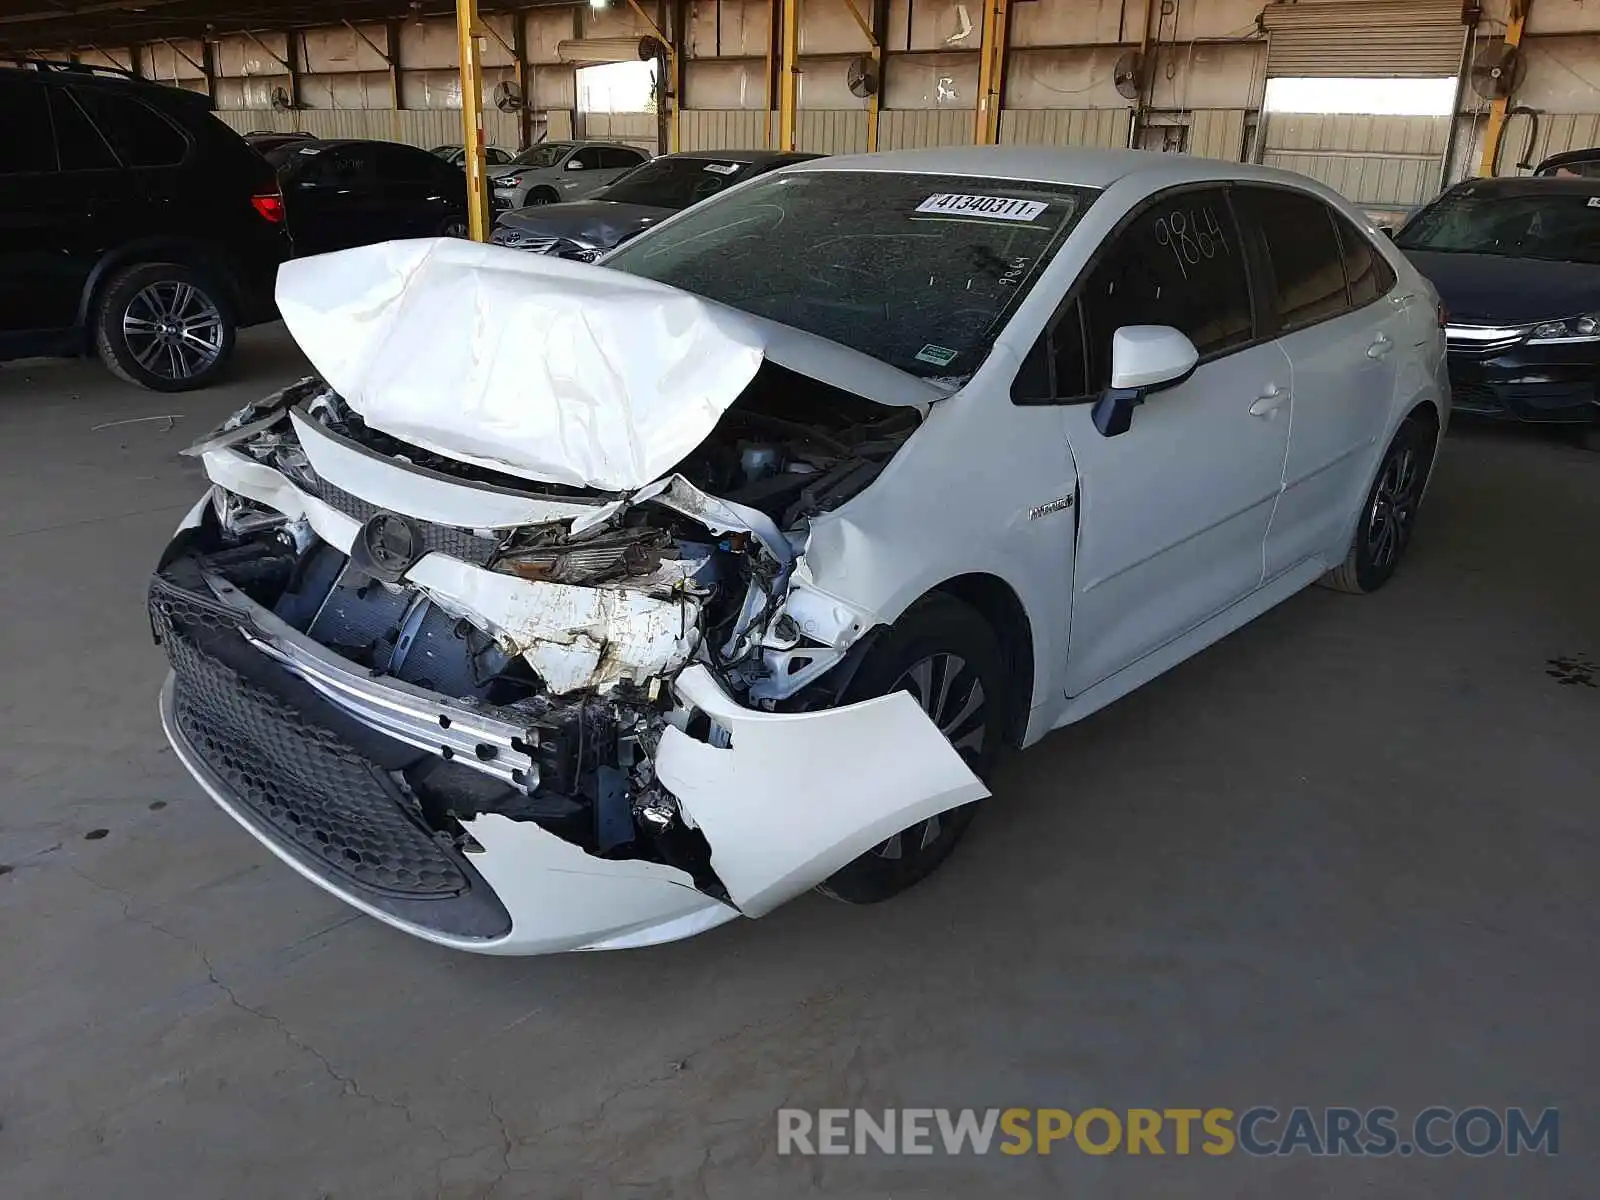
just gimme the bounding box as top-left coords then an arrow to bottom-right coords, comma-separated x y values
276,238 -> 767,491
276,238 -> 942,493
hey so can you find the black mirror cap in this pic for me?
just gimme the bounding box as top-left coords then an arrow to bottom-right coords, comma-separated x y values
1092,387 -> 1147,437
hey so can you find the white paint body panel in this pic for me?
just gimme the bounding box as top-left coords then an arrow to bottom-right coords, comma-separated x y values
657,666 -> 990,917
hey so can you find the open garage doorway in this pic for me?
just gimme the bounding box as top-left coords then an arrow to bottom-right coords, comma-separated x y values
577,59 -> 659,155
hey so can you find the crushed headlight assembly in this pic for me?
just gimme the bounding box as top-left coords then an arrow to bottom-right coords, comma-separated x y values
1528,313 -> 1600,343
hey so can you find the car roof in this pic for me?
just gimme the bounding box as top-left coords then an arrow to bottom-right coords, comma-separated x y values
780,145 -> 1369,192
661,149 -> 821,164
1445,173 -> 1600,198
1536,147 -> 1600,169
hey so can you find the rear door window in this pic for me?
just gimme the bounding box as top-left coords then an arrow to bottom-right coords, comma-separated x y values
1233,186 -> 1351,333
48,89 -> 118,171
599,147 -> 647,169
374,143 -> 442,183
1333,216 -> 1397,308
1077,186 -> 1254,388
68,87 -> 189,166
0,76 -> 57,173
303,144 -> 377,186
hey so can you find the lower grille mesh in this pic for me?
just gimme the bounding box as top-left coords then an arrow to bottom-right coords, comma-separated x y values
308,478 -> 502,565
151,580 -> 470,898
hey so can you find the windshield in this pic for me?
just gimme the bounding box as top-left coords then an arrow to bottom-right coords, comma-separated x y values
429,146 -> 455,157
597,157 -> 756,210
1397,191 -> 1600,264
508,143 -> 570,168
605,170 -> 1096,378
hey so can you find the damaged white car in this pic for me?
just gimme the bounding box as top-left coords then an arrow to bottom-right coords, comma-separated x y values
152,148 -> 1448,954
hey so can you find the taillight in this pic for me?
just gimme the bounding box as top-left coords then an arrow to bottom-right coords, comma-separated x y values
1436,302 -> 1449,328
251,192 -> 285,224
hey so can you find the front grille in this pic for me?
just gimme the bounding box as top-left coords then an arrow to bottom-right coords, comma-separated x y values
492,230 -> 560,254
151,579 -> 469,898
308,477 -> 502,565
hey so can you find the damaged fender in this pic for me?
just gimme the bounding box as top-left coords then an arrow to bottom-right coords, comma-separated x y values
657,665 -> 990,916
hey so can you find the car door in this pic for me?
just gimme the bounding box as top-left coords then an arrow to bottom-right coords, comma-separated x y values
0,72 -> 77,343
373,143 -> 464,237
283,143 -> 380,254
557,145 -> 611,200
1041,185 -> 1293,695
1232,186 -> 1405,578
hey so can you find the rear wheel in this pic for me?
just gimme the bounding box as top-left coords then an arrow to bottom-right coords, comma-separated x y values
1320,415 -> 1434,594
817,596 -> 1011,905
94,262 -> 234,392
523,188 -> 557,207
438,216 -> 469,238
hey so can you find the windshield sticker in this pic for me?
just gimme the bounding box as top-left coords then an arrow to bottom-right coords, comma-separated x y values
297,146 -> 322,155
914,344 -> 959,367
915,194 -> 1048,222
704,162 -> 741,175
1588,197 -> 1600,208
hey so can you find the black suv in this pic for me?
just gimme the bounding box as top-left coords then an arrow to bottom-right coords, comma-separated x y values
1,62 -> 290,391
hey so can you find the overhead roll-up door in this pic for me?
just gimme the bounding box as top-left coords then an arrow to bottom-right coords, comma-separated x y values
1260,0 -> 1468,78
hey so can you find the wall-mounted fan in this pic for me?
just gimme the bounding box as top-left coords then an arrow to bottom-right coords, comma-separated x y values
1470,43 -> 1525,101
1113,50 -> 1144,101
847,54 -> 880,99
269,84 -> 293,111
493,79 -> 524,112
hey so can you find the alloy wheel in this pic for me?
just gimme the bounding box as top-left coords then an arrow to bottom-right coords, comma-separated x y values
1365,442 -> 1422,570
872,653 -> 987,861
121,282 -> 224,381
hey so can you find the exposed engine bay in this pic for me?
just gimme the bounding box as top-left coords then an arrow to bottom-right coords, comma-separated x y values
155,365 -> 923,908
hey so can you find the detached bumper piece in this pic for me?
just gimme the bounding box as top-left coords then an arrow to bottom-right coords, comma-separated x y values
150,571 -> 513,941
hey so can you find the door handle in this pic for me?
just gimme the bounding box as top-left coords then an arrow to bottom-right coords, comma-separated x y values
1249,384 -> 1289,417
1367,333 -> 1394,359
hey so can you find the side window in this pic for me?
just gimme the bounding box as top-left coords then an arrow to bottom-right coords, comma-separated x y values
68,88 -> 188,167
600,147 -> 645,169
1,76 -> 57,173
1233,186 -> 1350,333
1012,300 -> 1090,403
49,89 -> 117,171
568,146 -> 605,170
1079,187 -> 1253,389
374,144 -> 437,183
1334,216 -> 1397,308
305,145 -> 376,186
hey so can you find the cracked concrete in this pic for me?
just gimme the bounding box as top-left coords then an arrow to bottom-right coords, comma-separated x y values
1,326 -> 1596,1198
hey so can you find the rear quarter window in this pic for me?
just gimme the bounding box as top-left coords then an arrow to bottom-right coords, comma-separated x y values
69,87 -> 189,167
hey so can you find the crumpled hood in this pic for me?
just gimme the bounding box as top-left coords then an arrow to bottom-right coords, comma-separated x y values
497,200 -> 673,249
275,237 -> 767,491
275,236 -> 946,492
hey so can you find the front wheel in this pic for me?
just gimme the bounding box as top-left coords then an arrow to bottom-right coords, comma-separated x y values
1320,415 -> 1435,594
817,595 -> 1011,905
94,263 -> 235,392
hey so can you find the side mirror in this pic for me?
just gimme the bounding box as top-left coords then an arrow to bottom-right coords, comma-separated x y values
1093,325 -> 1199,437
565,158 -> 585,171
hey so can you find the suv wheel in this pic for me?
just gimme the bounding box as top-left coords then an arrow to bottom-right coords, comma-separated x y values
94,263 -> 235,392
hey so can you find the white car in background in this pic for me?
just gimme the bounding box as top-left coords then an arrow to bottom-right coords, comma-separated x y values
153,148 -> 1447,955
487,139 -> 652,210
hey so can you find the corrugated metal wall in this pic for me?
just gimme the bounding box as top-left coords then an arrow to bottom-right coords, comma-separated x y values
1262,114 -> 1451,206
575,112 -> 658,152
679,110 -> 770,151
998,109 -> 1130,149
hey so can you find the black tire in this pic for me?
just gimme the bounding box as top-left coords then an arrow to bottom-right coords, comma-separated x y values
523,188 -> 558,206
816,595 -> 1012,905
438,215 -> 470,238
94,262 -> 235,392
1320,416 -> 1435,594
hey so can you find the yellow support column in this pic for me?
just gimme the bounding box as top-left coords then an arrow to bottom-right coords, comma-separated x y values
1478,0 -> 1530,177
456,0 -> 491,242
973,0 -> 1009,145
778,0 -> 800,152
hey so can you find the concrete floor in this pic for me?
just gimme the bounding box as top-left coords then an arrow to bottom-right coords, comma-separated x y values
0,326 -> 1595,1199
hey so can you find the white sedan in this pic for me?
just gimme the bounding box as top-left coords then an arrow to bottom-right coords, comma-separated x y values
153,148 -> 1448,953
